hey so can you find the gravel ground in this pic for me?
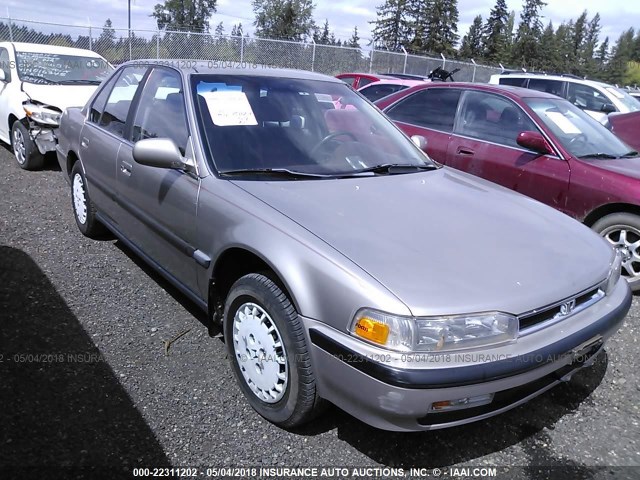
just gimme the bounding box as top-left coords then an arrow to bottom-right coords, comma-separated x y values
0,147 -> 638,479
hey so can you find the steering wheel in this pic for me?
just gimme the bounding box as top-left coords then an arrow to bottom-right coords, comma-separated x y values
310,131 -> 358,158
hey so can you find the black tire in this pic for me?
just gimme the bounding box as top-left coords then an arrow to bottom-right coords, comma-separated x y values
70,162 -> 109,239
592,212 -> 640,292
11,121 -> 44,170
223,273 -> 325,428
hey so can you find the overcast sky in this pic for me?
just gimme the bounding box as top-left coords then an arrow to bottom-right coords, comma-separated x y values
3,0 -> 639,47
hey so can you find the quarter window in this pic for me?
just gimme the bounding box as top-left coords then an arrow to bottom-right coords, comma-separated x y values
131,68 -> 188,155
527,79 -> 565,97
386,88 -> 462,132
98,66 -> 147,137
89,72 -> 120,123
499,77 -> 527,88
456,91 -> 539,148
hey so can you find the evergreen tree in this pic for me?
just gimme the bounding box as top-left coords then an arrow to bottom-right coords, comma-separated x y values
231,23 -> 243,37
214,21 -> 225,37
252,0 -> 315,41
597,36 -> 610,65
482,0 -> 509,62
152,0 -> 218,32
572,11 -> 588,60
582,13 -> 601,76
370,0 -> 411,51
511,0 -> 547,68
607,28 -> 635,84
421,0 -> 459,55
313,19 -> 332,45
538,21 -> 559,71
459,15 -> 484,59
347,26 -> 361,48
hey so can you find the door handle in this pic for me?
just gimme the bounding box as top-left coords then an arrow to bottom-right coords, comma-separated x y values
81,137 -> 89,148
457,147 -> 475,155
120,160 -> 132,176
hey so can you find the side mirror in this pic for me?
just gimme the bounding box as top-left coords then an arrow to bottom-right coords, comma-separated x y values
133,138 -> 192,171
517,131 -> 554,155
411,135 -> 428,150
601,104 -> 616,114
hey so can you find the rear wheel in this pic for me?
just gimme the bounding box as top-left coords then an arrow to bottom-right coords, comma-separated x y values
11,121 -> 44,170
592,212 -> 640,291
223,273 -> 325,428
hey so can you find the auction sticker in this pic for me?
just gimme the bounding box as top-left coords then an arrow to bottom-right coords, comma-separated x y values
201,91 -> 258,126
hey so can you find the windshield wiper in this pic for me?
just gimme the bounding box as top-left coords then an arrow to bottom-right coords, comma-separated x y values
577,153 -> 619,159
58,79 -> 102,85
219,168 -> 330,179
21,74 -> 59,85
339,163 -> 439,176
621,151 -> 639,158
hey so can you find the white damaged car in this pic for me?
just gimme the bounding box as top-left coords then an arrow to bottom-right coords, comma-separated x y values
0,42 -> 112,169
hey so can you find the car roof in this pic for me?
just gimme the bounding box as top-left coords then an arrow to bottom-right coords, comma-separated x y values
337,72 -> 395,79
492,72 -> 614,89
2,41 -> 104,58
405,82 -> 563,100
359,79 -> 425,88
123,59 -> 342,82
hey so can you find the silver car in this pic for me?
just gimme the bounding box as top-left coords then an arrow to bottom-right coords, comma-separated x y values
56,61 -> 631,432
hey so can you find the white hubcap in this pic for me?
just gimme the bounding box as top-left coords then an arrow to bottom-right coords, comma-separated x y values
233,302 -> 288,403
13,128 -> 26,165
72,173 -> 88,225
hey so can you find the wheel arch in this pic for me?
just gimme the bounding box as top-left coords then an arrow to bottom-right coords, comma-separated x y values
583,203 -> 640,227
66,150 -> 80,178
208,247 -> 299,324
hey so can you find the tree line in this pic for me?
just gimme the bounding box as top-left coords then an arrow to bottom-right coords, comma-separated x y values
2,0 -> 640,84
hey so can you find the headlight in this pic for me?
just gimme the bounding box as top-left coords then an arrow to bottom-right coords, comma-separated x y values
602,249 -> 623,295
350,308 -> 518,353
23,102 -> 62,126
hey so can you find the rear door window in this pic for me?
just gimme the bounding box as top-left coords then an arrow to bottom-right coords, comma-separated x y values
386,88 -> 462,132
527,79 -> 565,97
98,66 -> 147,138
455,90 -> 539,148
499,77 -> 528,88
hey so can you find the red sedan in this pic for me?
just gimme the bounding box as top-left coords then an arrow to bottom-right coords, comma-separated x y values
335,72 -> 396,89
376,82 -> 640,290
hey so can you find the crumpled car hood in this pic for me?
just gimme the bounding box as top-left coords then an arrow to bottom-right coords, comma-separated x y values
22,83 -> 98,110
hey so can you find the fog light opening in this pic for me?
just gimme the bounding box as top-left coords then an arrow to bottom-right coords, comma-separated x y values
430,393 -> 494,412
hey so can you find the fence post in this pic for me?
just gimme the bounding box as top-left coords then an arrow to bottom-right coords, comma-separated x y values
369,49 -> 374,73
6,9 -> 13,42
240,35 -> 244,63
88,20 -> 92,51
311,39 -> 316,72
401,46 -> 408,74
471,58 -> 477,82
440,53 -> 446,70
156,28 -> 160,59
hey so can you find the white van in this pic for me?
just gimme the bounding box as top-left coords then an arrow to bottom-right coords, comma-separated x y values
0,42 -> 112,169
489,73 -> 640,125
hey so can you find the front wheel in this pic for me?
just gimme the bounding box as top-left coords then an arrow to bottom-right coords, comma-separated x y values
11,121 -> 44,170
70,162 -> 109,239
223,273 -> 325,428
592,212 -> 640,291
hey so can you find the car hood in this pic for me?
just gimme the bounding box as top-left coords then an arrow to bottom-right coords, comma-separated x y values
232,168 -> 613,317
609,111 -> 640,151
22,83 -> 98,110
580,156 -> 640,180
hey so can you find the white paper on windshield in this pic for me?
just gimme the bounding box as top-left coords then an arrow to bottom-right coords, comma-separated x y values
201,91 -> 258,126
545,111 -> 581,134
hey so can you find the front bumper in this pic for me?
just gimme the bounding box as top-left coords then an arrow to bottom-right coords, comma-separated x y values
304,280 -> 631,431
29,124 -> 57,154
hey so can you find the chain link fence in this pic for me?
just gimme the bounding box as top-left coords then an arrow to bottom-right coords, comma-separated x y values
0,16 -> 503,82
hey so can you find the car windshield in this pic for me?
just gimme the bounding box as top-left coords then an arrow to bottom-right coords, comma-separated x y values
525,97 -> 635,158
605,87 -> 640,112
15,51 -> 112,85
191,74 -> 435,178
